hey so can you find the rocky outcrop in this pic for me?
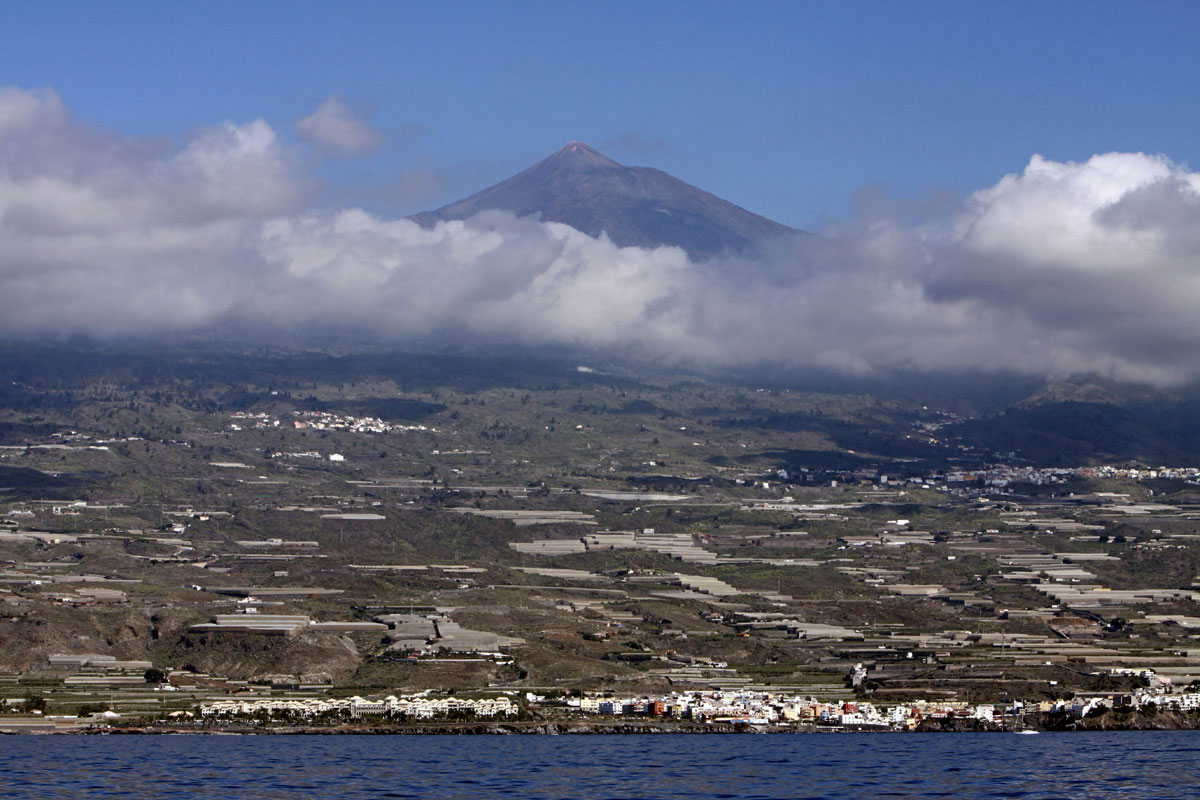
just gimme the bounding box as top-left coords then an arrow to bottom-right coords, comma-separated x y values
1035,709 -> 1200,731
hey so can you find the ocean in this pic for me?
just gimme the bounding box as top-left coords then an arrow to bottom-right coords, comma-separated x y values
1,731 -> 1196,799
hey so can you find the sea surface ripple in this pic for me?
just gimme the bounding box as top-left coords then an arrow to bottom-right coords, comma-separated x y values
1,731 -> 1197,799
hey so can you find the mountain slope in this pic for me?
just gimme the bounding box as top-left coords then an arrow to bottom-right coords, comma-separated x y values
411,142 -> 797,259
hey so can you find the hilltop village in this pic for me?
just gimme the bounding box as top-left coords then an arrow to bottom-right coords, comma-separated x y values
1,351 -> 1199,732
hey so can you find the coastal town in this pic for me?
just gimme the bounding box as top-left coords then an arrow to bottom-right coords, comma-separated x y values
198,676 -> 1200,730
8,669 -> 1198,732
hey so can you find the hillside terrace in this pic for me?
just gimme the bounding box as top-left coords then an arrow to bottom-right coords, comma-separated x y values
4,372 -> 1200,715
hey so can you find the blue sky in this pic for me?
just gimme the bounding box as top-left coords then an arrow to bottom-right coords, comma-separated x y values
3,0 -> 1198,227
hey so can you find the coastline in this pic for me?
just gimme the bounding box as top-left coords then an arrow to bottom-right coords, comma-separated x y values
6,708 -> 1195,735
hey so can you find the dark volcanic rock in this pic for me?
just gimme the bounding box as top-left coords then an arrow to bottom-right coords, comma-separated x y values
915,717 -> 1003,733
1036,709 -> 1200,731
412,142 -> 798,259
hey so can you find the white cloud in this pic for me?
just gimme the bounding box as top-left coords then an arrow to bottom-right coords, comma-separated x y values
956,152 -> 1185,269
3,86 -> 1200,385
0,86 -> 65,133
297,96 -> 383,154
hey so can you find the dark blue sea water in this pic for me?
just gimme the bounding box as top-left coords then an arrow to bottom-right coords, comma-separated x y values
0,732 -> 1197,799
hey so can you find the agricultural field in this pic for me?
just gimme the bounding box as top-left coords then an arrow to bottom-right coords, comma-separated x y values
1,345 -> 1199,721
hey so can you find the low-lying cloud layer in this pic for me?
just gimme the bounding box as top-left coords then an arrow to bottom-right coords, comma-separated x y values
2,86 -> 1199,384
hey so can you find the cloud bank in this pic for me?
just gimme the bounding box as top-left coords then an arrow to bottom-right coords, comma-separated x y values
2,86 -> 1199,384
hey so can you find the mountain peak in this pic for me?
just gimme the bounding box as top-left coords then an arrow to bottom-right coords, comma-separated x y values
543,141 -> 623,171
412,143 -> 798,258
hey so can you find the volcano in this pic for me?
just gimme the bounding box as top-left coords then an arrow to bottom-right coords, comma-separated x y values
411,141 -> 797,259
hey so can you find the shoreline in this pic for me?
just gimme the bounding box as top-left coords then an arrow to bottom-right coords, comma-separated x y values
7,709 -> 1198,735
